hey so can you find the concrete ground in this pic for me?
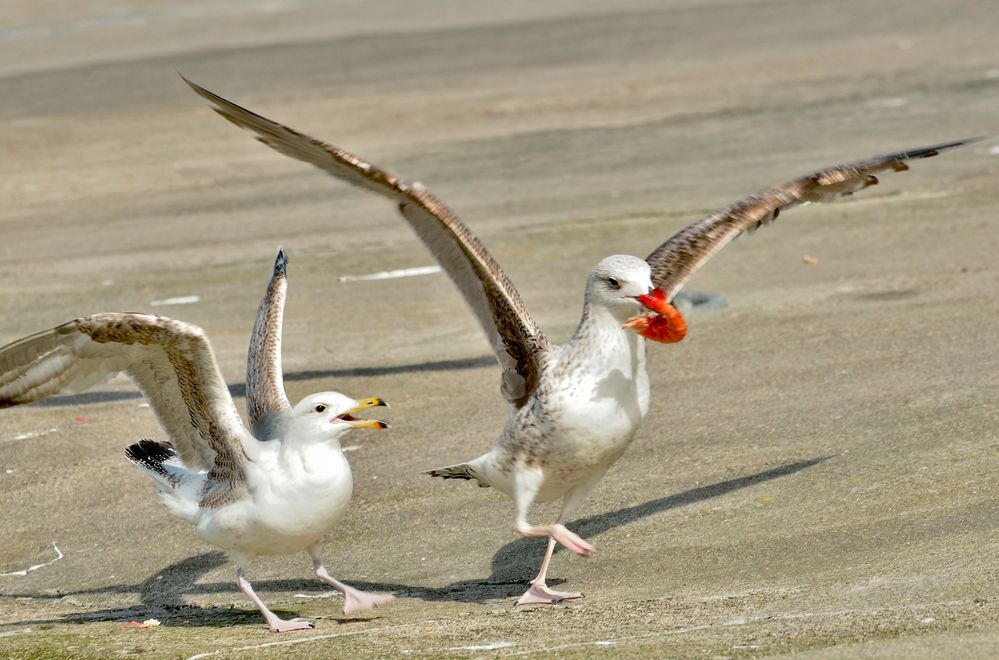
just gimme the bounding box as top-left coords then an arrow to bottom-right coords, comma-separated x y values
1,1 -> 997,657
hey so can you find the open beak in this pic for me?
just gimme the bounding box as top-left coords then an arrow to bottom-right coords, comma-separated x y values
336,397 -> 390,430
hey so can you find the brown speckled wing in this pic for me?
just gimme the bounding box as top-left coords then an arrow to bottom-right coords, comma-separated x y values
646,140 -> 975,302
186,77 -> 550,409
246,249 -> 292,440
0,313 -> 251,508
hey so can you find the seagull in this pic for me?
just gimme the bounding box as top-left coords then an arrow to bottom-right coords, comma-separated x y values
185,75 -> 971,605
0,249 -> 396,631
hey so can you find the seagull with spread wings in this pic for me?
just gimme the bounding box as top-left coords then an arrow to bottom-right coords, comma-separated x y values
0,250 -> 395,631
185,76 -> 970,606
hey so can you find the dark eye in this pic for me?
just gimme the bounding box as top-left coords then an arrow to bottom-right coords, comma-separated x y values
314,404 -> 327,413
607,277 -> 620,289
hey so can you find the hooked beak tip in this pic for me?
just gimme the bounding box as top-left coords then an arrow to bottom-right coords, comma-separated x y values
348,397 -> 389,413
343,418 -> 390,430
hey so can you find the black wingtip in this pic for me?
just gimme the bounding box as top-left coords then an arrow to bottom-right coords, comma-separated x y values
274,248 -> 289,276
125,439 -> 176,468
179,72 -> 207,96
181,75 -> 280,132
902,137 -> 983,160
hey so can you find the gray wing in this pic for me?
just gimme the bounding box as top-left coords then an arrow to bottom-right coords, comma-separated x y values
185,77 -> 550,409
246,249 -> 292,440
0,313 -> 252,508
646,140 -> 976,302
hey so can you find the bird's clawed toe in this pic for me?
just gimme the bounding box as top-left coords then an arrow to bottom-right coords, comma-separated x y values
342,589 -> 396,615
268,618 -> 315,633
515,582 -> 584,606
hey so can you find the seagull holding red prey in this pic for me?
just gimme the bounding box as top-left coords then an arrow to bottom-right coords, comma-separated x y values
185,75 -> 970,606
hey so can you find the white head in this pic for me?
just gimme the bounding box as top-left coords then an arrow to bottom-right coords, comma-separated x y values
584,255 -> 656,322
288,391 -> 389,444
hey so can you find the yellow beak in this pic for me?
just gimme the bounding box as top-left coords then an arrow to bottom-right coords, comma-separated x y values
347,397 -> 389,413
343,397 -> 390,430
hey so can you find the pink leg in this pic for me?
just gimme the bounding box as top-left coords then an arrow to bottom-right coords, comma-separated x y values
515,520 -> 595,555
513,469 -> 605,606
309,545 -> 396,615
512,469 -> 596,556
236,567 -> 313,633
515,536 -> 585,606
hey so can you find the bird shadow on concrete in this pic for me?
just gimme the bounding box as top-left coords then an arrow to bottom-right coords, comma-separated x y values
28,356 -> 497,408
0,455 -> 829,627
24,289 -> 724,409
0,552 -> 378,628
490,454 -> 830,571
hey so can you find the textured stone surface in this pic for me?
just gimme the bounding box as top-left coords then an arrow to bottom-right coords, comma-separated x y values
1,1 -> 997,656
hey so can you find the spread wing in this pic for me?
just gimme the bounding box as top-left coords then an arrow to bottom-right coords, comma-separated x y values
0,313 -> 252,507
246,249 -> 292,440
646,140 -> 975,301
185,77 -> 550,409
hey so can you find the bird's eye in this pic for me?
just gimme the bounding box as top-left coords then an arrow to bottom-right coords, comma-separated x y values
314,404 -> 327,413
607,277 -> 620,289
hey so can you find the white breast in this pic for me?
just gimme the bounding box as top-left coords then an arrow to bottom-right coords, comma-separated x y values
554,319 -> 650,432
196,443 -> 353,556
518,328 -> 651,501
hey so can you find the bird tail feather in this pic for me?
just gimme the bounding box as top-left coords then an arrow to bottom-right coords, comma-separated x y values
125,439 -> 200,522
424,462 -> 490,488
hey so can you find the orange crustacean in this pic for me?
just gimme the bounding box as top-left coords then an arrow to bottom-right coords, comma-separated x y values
622,287 -> 688,344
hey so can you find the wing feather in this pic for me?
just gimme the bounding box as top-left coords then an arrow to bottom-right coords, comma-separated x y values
0,313 -> 251,507
185,77 -> 549,408
646,140 -> 976,301
246,249 -> 292,440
